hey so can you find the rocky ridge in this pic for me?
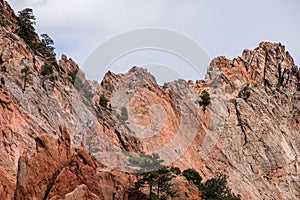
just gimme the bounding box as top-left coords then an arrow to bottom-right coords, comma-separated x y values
0,1 -> 299,199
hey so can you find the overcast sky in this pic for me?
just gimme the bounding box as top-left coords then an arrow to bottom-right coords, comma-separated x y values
6,0 -> 300,83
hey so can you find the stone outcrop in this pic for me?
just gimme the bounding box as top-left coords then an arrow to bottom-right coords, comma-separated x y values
0,1 -> 299,199
188,42 -> 300,199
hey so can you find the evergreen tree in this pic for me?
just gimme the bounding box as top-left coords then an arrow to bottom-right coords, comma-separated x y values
129,153 -> 177,200
199,174 -> 241,200
17,8 -> 37,47
182,168 -> 202,186
198,90 -> 211,112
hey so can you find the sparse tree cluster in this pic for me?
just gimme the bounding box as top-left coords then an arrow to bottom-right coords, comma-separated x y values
128,154 -> 240,200
17,8 -> 56,63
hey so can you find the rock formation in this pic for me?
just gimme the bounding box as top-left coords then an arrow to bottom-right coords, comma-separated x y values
0,1 -> 299,199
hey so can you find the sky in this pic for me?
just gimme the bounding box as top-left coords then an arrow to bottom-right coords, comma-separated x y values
6,0 -> 300,83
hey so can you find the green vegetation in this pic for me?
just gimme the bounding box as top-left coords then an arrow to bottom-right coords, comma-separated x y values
17,8 -> 56,62
41,33 -> 55,52
39,33 -> 56,62
41,63 -> 54,76
0,16 -> 8,27
74,77 -> 94,99
182,168 -> 202,186
86,135 -> 101,154
276,83 -> 281,90
127,154 -> 240,200
170,166 -> 181,175
198,90 -> 211,112
120,106 -> 129,121
91,155 -> 96,161
68,70 -> 78,85
1,66 -> 7,73
74,76 -> 84,90
41,63 -> 55,88
17,8 -> 36,48
21,66 -> 32,92
99,94 -> 108,108
0,77 -> 5,85
49,74 -> 58,82
129,153 -> 177,200
199,174 -> 241,200
238,85 -> 250,100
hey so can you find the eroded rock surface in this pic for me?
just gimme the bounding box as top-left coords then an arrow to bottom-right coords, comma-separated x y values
0,1 -> 299,199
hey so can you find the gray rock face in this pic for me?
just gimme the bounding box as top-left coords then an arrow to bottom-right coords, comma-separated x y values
189,42 -> 300,199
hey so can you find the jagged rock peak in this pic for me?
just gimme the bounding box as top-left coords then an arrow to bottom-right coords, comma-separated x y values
190,42 -> 299,98
0,0 -> 18,32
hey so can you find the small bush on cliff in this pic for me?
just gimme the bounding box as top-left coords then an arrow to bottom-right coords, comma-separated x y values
199,174 -> 241,200
21,66 -> 32,92
68,70 -> 78,85
120,106 -> 129,121
1,66 -> 7,73
41,63 -> 55,88
99,94 -> 108,108
198,90 -> 211,112
170,166 -> 181,175
41,63 -> 54,76
0,77 -> 5,85
182,168 -> 202,186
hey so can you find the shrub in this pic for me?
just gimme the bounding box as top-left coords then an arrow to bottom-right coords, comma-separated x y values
74,78 -> 94,99
0,17 -> 8,26
238,86 -> 250,100
1,66 -> 7,73
120,106 -> 129,121
182,168 -> 202,186
276,83 -> 281,90
170,166 -> 181,175
74,77 -> 84,90
49,74 -> 58,82
0,77 -> 5,84
91,155 -> 96,161
199,174 -> 241,200
99,94 -> 108,108
198,90 -> 211,112
41,63 -> 54,76
68,70 -> 78,85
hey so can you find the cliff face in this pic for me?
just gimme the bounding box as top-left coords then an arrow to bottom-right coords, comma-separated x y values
188,42 -> 300,199
0,1 -> 299,199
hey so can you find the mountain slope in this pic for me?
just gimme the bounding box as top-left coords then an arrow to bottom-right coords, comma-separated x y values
0,1 -> 299,199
